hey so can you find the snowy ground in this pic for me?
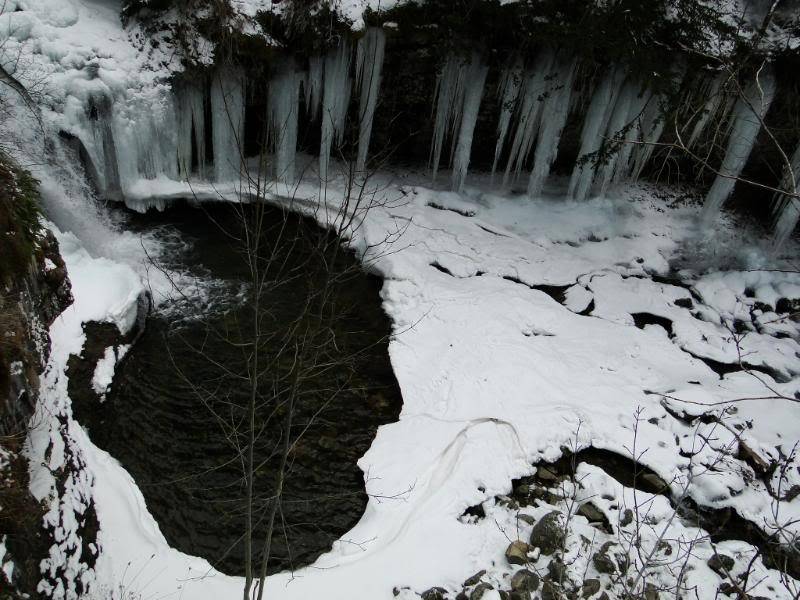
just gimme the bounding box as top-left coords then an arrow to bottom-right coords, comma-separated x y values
24,164 -> 800,599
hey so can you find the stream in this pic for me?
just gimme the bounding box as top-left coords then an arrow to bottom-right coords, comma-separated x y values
76,201 -> 402,576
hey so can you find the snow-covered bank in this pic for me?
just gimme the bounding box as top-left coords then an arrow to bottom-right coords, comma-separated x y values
23,166 -> 800,599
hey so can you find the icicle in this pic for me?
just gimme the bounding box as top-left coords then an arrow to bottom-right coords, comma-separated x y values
527,56 -> 577,198
595,80 -> 637,195
702,68 -> 776,222
175,80 -> 207,180
268,57 -> 300,183
772,143 -> 800,248
630,93 -> 666,181
306,56 -> 324,122
492,60 -> 523,180
211,68 -> 245,183
686,73 -> 732,149
502,49 -> 556,188
451,54 -> 488,192
430,56 -> 465,182
567,67 -> 626,201
610,85 -> 652,185
319,42 -> 352,183
355,27 -> 386,174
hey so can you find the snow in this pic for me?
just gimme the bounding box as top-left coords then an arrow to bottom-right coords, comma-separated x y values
26,160 -> 800,599
92,345 -> 130,400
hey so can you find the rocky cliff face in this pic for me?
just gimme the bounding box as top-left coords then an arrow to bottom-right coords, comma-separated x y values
0,155 -> 73,597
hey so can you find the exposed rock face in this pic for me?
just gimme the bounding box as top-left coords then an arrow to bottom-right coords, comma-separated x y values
1,164 -> 73,597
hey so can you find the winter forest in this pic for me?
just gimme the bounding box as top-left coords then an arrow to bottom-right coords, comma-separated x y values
1,0 -> 800,599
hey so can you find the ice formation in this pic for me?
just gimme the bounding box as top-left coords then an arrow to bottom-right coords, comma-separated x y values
702,68 -> 776,221
320,42 -> 352,183
527,56 -> 577,198
355,28 -> 386,174
211,69 -> 245,183
491,60 -> 523,181
451,54 -> 488,192
306,56 -> 324,122
268,58 -> 300,184
430,55 -> 465,182
567,67 -> 626,201
175,80 -> 207,180
772,143 -> 800,249
501,49 -> 556,189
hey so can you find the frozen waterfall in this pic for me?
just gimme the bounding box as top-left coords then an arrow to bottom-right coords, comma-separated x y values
527,56 -> 577,198
211,69 -> 245,184
702,68 -> 776,222
772,143 -> 800,249
355,28 -> 386,174
268,58 -> 300,184
175,80 -> 207,180
567,67 -> 626,201
501,49 -> 556,189
451,54 -> 488,192
320,42 -> 352,183
492,61 -> 523,181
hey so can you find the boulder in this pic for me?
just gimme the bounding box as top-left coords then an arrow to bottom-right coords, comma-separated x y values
510,569 -> 539,592
506,540 -> 533,565
529,511 -> 565,555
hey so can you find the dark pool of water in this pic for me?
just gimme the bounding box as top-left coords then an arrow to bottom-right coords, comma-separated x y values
82,201 -> 402,576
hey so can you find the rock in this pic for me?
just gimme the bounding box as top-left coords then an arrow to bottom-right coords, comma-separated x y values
577,502 -> 612,534
674,297 -> 694,309
510,569 -> 539,593
421,587 -> 448,600
707,553 -> 735,576
644,583 -> 659,600
456,593 -> 468,600
577,502 -> 604,522
717,582 -> 736,596
529,511 -> 565,555
737,440 -> 770,474
619,509 -> 633,527
540,579 -> 566,600
640,472 -> 668,494
517,514 -> 536,526
506,540 -> 533,565
592,542 -> 617,575
581,579 -> 601,598
464,570 -> 487,587
547,558 -> 567,582
508,592 -> 529,600
496,495 -> 520,510
538,466 -> 559,481
470,583 -> 494,600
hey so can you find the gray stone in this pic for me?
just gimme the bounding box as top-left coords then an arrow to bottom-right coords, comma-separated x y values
581,579 -> 601,598
640,472 -> 668,494
619,508 -> 634,527
592,542 -> 617,575
529,511 -> 565,555
510,569 -> 540,592
421,587 -> 448,600
541,580 -> 566,600
517,514 -> 536,526
538,466 -> 559,481
547,558 -> 567,583
577,502 -> 612,533
470,583 -> 494,600
644,583 -> 659,600
463,570 -> 486,587
506,540 -> 533,565
707,553 -> 735,576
